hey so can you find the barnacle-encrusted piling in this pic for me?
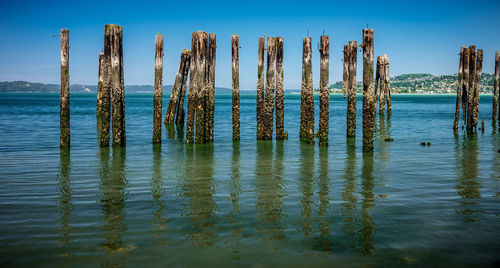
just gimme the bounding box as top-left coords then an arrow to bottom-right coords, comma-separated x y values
362,28 -> 375,152
461,47 -> 470,125
232,34 -> 240,141
472,49 -> 483,130
176,50 -> 191,126
60,29 -> 70,148
494,51 -> 500,121
186,33 -> 200,143
467,46 -> 476,132
318,35 -> 329,145
384,55 -> 392,116
453,47 -> 465,130
300,37 -> 314,144
256,37 -> 265,140
346,41 -> 357,138
96,51 -> 104,121
152,34 -> 164,144
110,25 -> 125,146
263,37 -> 276,140
275,37 -> 286,140
376,56 -> 386,115
165,50 -> 190,125
207,33 -> 216,142
100,26 -> 112,147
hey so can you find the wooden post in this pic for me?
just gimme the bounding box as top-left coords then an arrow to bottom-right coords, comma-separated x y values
342,45 -> 349,98
467,45 -> 476,132
384,55 -> 392,116
111,25 -> 125,146
362,28 -> 375,152
378,57 -> 386,115
275,37 -> 286,140
318,35 -> 329,146
300,37 -> 314,144
165,50 -> 189,125
256,37 -> 265,140
453,47 -> 465,130
176,50 -> 191,126
186,32 -> 197,144
494,51 -> 500,121
195,32 -> 208,144
232,34 -> 240,141
461,47 -> 470,126
96,51 -> 104,120
346,41 -> 357,138
100,25 -> 112,147
60,29 -> 70,148
207,33 -> 216,142
153,34 -> 164,144
374,56 -> 381,110
472,49 -> 483,130
263,37 -> 276,140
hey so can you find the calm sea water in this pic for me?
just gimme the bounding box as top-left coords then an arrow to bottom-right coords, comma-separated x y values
0,93 -> 499,267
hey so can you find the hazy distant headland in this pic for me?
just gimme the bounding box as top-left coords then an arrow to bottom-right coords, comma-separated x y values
0,73 -> 495,94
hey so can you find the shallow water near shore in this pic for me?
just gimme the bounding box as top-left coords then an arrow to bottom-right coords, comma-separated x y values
0,93 -> 499,267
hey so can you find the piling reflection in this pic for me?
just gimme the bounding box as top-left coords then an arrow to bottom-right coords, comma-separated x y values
378,114 -> 391,163
299,143 -> 314,238
57,148 -> 72,254
99,147 -> 128,254
255,141 -> 285,241
360,153 -> 375,255
341,139 -> 359,248
151,145 -> 167,246
455,135 -> 482,222
165,123 -> 185,142
230,142 -> 242,246
315,146 -> 332,252
183,145 -> 218,247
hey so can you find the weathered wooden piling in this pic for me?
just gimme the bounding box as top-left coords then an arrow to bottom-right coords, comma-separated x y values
176,50 -> 191,125
263,37 -> 277,140
256,37 -> 265,140
232,34 -> 240,141
165,50 -> 190,125
152,34 -> 164,144
300,37 -> 314,144
60,29 -> 70,148
472,49 -> 483,130
342,46 -> 349,98
467,45 -> 476,131
379,57 -> 387,114
461,47 -> 470,125
275,37 -> 286,140
374,56 -> 381,109
346,41 -> 357,138
100,25 -> 112,147
454,47 -> 465,130
186,33 -> 199,143
318,35 -> 329,146
207,33 -> 216,142
110,25 -> 125,146
194,32 -> 208,144
362,28 -> 375,152
384,55 -> 392,116
96,51 -> 104,120
494,51 -> 500,121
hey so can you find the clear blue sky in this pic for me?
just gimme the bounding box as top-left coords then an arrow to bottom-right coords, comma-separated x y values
0,0 -> 499,90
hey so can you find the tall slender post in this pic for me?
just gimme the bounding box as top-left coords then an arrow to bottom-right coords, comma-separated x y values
153,34 -> 164,144
176,50 -> 191,126
494,51 -> 500,121
186,33 -> 198,144
472,49 -> 483,130
275,37 -> 286,140
346,41 -> 357,138
165,50 -> 189,125
60,29 -> 70,148
111,25 -> 125,146
453,47 -> 465,130
207,33 -> 216,142
256,37 -> 265,140
100,25 -> 112,147
461,47 -> 470,125
378,57 -> 386,115
318,35 -> 329,145
232,34 -> 240,141
374,56 -> 381,110
195,32 -> 208,144
342,45 -> 349,98
96,51 -> 104,120
384,55 -> 392,116
263,37 -> 277,140
362,28 -> 375,152
300,37 -> 314,144
467,45 -> 476,132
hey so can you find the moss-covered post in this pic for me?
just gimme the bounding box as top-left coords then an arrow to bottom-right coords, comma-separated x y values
96,51 -> 104,120
152,34 -> 164,144
318,35 -> 329,145
195,31 -> 208,144
165,50 -> 189,125
384,55 -> 392,116
467,45 -> 476,132
461,47 -> 470,126
110,25 -> 125,146
362,28 -> 375,152
207,33 -> 216,142
377,56 -> 386,115
263,37 -> 276,140
176,50 -> 191,126
453,47 -> 465,130
186,33 -> 198,144
275,37 -> 286,140
472,49 -> 483,130
494,51 -> 500,122
100,25 -> 112,147
256,37 -> 265,140
60,28 -> 70,148
232,34 -> 240,141
300,37 -> 314,144
346,41 -> 357,138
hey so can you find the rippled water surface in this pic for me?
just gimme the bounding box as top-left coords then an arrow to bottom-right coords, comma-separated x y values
0,93 -> 499,267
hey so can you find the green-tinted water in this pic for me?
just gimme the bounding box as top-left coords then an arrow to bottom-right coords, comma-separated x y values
0,93 -> 499,267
